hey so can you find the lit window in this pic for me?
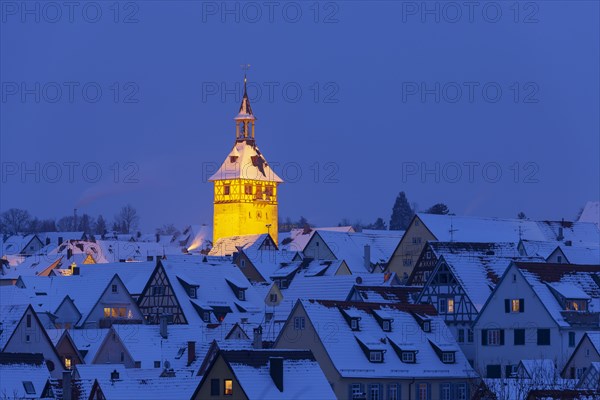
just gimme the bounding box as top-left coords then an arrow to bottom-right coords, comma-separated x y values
417,383 -> 428,400
447,299 -> 454,313
512,299 -> 520,312
104,308 -> 111,318
64,357 -> 72,369
224,379 -> 233,395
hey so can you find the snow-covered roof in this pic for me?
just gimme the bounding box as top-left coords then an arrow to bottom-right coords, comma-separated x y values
95,240 -> 184,263
0,353 -> 51,399
585,331 -> 600,355
1,234 -> 40,256
425,242 -> 543,311
279,226 -> 356,252
350,285 -> 420,304
293,300 -> 475,379
579,201 -> 600,228
0,303 -> 29,349
57,328 -> 110,363
416,213 -> 600,245
208,141 -> 283,183
0,253 -> 63,280
518,359 -> 557,380
88,365 -> 198,400
215,350 -> 336,399
209,234 -> 270,257
279,273 -> 399,309
159,259 -> 264,326
515,262 -> 600,327
16,274 -> 135,327
310,230 -> 404,273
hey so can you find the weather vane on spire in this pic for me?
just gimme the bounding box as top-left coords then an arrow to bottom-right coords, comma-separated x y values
241,64 -> 251,81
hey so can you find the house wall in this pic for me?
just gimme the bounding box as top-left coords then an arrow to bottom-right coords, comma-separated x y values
3,308 -> 64,378
302,234 -> 336,261
274,304 -> 475,399
236,252 -> 267,283
55,335 -> 83,368
92,330 -> 136,367
387,217 -> 436,281
83,277 -> 144,328
474,265 -> 563,377
562,336 -> 600,378
265,285 -> 283,307
193,356 -> 248,400
54,298 -> 81,328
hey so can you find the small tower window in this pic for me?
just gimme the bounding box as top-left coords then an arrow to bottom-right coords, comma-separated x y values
224,185 -> 230,195
245,185 -> 252,195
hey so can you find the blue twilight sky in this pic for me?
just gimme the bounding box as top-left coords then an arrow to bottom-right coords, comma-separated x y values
1,1 -> 599,231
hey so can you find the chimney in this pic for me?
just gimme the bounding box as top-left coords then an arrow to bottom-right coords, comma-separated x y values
58,236 -> 63,246
269,357 -> 284,392
159,315 -> 168,339
62,370 -> 72,400
253,326 -> 263,349
72,266 -> 80,276
363,244 -> 371,270
187,341 -> 196,366
110,369 -> 120,381
67,248 -> 73,259
557,226 -> 564,241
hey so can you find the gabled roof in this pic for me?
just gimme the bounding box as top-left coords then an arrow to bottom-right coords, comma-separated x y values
579,201 -> 600,228
194,349 -> 336,400
416,213 -> 600,245
348,285 -> 420,304
0,353 -> 50,399
155,259 -> 264,326
307,230 -> 404,273
208,141 -> 283,183
283,300 -> 474,379
209,234 -> 272,257
421,243 -> 543,311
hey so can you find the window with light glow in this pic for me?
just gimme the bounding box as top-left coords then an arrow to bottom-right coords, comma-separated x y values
65,357 -> 72,369
447,298 -> 454,313
224,379 -> 233,395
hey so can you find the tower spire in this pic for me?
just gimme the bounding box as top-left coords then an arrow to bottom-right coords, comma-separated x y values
235,64 -> 255,142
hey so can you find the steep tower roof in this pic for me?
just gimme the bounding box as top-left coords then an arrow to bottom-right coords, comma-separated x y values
208,141 -> 283,182
235,76 -> 255,121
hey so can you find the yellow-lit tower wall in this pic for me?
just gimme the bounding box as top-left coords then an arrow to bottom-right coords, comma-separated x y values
209,76 -> 283,245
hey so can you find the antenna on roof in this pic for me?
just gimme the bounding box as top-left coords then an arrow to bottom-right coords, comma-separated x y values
449,218 -> 457,242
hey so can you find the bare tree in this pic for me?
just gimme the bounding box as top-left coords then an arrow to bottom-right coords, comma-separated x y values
114,204 -> 139,234
0,208 -> 31,234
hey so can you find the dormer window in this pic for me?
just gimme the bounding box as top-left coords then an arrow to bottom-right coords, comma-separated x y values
565,300 -> 587,311
382,320 -> 391,332
189,287 -> 197,299
202,311 -> 210,322
423,321 -> 431,332
369,351 -> 383,363
442,352 -> 455,364
401,351 -> 415,363
238,289 -> 246,301
339,307 -> 362,331
351,318 -> 359,331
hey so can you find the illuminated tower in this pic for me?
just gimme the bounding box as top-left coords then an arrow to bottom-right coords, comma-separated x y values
209,75 -> 283,245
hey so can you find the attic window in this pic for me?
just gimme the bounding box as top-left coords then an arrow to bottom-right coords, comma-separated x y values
238,290 -> 246,301
423,321 -> 431,332
369,351 -> 383,363
565,300 -> 587,311
442,352 -> 455,364
112,284 -> 118,293
382,320 -> 391,332
401,351 -> 415,363
189,287 -> 197,299
23,381 -> 35,395
350,318 -> 359,331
